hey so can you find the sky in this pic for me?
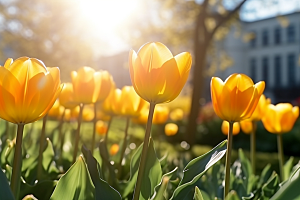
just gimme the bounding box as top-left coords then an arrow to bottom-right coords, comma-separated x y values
77,0 -> 300,56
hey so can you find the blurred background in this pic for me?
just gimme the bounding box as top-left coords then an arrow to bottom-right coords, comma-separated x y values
1,0 -> 300,157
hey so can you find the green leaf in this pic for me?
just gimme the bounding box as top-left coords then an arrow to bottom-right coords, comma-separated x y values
0,167 -> 15,200
170,140 -> 227,200
20,180 -> 57,200
99,139 -> 117,183
81,145 -> 121,200
50,156 -> 95,200
261,172 -> 279,199
193,186 -> 204,200
120,138 -> 162,200
257,164 -> 272,188
42,138 -> 55,172
270,166 -> 300,200
151,167 -> 178,200
283,156 -> 294,182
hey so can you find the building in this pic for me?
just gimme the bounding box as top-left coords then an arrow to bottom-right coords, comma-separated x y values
216,12 -> 300,103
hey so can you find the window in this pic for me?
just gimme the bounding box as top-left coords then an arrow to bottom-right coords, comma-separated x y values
262,30 -> 269,46
287,54 -> 296,86
262,57 -> 269,87
250,58 -> 256,82
274,55 -> 281,86
287,25 -> 295,43
274,27 -> 281,45
249,31 -> 256,48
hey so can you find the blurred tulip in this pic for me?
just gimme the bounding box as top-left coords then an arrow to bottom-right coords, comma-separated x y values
240,120 -> 253,134
48,100 -> 64,119
211,73 -> 265,122
129,42 -> 192,104
82,105 -> 94,122
165,123 -> 178,136
96,109 -> 111,121
262,103 -> 299,134
114,86 -> 147,117
0,57 -> 62,124
71,67 -> 101,104
59,83 -> 78,109
169,108 -> 184,121
153,105 -> 169,124
110,144 -> 119,156
221,121 -> 240,135
96,71 -> 114,102
96,120 -> 108,136
249,94 -> 271,121
102,87 -> 121,116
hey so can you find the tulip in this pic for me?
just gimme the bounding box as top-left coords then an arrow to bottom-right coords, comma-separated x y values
240,120 -> 253,134
129,42 -> 192,200
249,94 -> 271,121
59,83 -> 78,109
221,121 -> 240,135
262,103 -> 299,181
211,73 -> 265,122
0,57 -> 61,199
110,144 -> 120,156
165,123 -> 178,136
210,73 -> 265,198
47,100 -> 64,119
96,71 -> 114,102
169,108 -> 184,121
96,120 -> 108,136
129,42 -> 192,104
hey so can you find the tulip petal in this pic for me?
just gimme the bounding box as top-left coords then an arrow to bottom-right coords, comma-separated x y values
0,85 -> 17,123
211,77 -> 226,120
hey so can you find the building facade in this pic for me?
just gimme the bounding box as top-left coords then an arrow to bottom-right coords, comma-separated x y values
217,12 -> 300,103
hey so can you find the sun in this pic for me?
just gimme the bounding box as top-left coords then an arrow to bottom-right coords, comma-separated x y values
76,0 -> 139,39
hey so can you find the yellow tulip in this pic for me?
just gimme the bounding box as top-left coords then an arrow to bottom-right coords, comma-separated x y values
249,94 -> 271,121
102,87 -> 121,116
110,144 -> 119,156
114,86 -> 147,117
59,83 -> 78,109
0,57 -> 62,124
240,120 -> 253,134
153,105 -> 169,124
48,100 -> 64,119
82,105 -> 95,122
221,121 -> 240,135
169,108 -> 184,121
129,42 -> 192,104
96,120 -> 108,136
71,67 -> 101,104
96,71 -> 114,102
262,103 -> 299,134
211,74 -> 265,122
165,123 -> 178,136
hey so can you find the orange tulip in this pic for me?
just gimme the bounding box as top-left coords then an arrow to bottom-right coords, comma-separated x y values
96,120 -> 108,135
129,42 -> 192,104
102,87 -> 120,116
211,74 -> 265,122
249,94 -> 271,121
110,144 -> 119,156
96,71 -> 114,102
262,103 -> 299,134
221,121 -> 240,135
165,123 -> 178,136
48,100 -> 64,119
71,67 -> 101,104
114,86 -> 147,117
59,83 -> 78,109
0,57 -> 62,124
240,120 -> 253,134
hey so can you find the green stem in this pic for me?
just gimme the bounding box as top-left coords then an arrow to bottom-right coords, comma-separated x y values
5,120 -> 9,140
91,103 -> 98,154
37,115 -> 48,180
224,121 -> 233,199
58,108 -> 66,153
104,116 -> 113,143
10,123 -> 25,199
101,116 -> 113,179
250,121 -> 257,175
277,134 -> 285,181
117,117 -> 130,179
133,103 -> 156,200
72,104 -> 84,163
